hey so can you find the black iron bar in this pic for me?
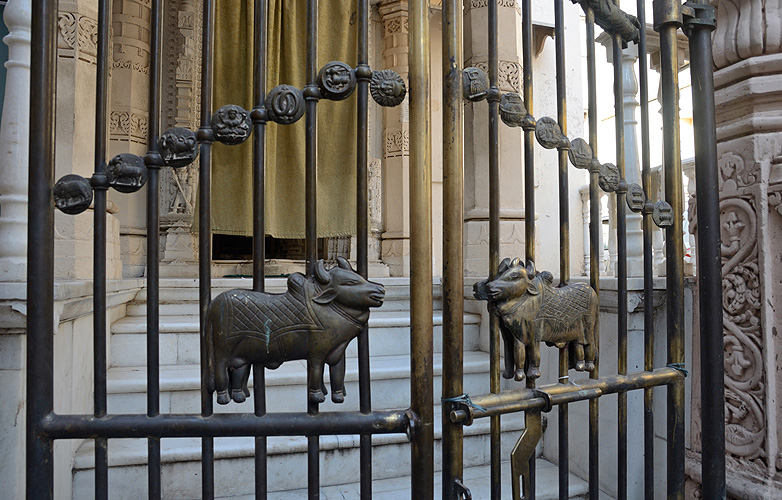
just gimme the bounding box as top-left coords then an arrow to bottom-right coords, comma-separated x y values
198,0 -> 216,498
554,0 -> 569,497
93,0 -> 112,497
636,0 -> 655,497
146,0 -> 164,497
40,411 -> 411,439
26,1 -> 57,498
442,0 -> 464,498
685,2 -> 726,497
487,0 -> 501,498
304,2 -> 320,498
409,0 -> 434,497
251,1 -> 268,498
584,8 -> 601,500
655,0 -> 686,496
612,32 -> 628,500
521,0 -> 537,495
450,368 -> 682,423
355,1 -> 373,497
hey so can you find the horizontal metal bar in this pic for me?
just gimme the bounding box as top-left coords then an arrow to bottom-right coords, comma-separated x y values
40,411 -> 412,440
450,368 -> 682,423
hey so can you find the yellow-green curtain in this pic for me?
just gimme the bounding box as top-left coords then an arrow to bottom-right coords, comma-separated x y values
204,0 -> 358,238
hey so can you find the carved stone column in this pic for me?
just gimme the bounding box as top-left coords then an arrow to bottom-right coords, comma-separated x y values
0,0 -> 30,281
688,2 -> 782,496
378,0 -> 410,276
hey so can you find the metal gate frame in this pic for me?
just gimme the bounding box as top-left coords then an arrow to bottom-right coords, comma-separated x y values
26,0 -> 724,499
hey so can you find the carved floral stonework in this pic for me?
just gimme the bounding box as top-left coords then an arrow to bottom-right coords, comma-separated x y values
384,130 -> 410,158
383,16 -> 409,37
470,60 -> 521,93
109,111 -> 149,145
712,0 -> 782,69
464,0 -> 520,15
58,10 -> 99,64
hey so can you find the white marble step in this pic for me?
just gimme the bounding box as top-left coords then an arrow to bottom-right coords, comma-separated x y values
107,351 -> 492,414
71,406 -> 531,499
109,310 -> 482,368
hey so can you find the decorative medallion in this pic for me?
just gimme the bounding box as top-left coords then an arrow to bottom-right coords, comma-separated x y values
626,183 -> 645,212
107,153 -> 148,193
598,163 -> 620,192
652,200 -> 674,228
266,84 -> 306,125
568,138 -> 593,169
499,92 -> 527,127
212,104 -> 252,145
462,67 -> 489,102
370,70 -> 406,107
53,174 -> 93,215
535,116 -> 567,149
318,61 -> 356,101
160,127 -> 199,168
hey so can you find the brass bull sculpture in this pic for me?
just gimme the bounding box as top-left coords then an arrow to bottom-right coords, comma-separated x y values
474,258 -> 598,381
205,257 -> 385,405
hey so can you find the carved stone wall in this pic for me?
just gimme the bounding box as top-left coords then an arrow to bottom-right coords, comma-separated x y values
689,6 -> 782,494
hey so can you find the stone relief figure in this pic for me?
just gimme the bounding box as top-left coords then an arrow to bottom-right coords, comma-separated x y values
474,258 -> 599,381
168,165 -> 196,214
205,257 -> 385,405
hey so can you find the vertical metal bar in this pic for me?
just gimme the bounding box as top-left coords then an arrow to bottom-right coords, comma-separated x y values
584,8 -> 600,500
612,33 -> 628,500
521,0 -> 537,495
442,0 -> 464,498
554,0 -> 569,497
198,0 -> 215,497
409,0 -> 434,498
146,1 -> 164,497
355,0 -> 373,497
304,2 -> 320,498
251,1 -> 268,498
26,1 -> 57,498
93,0 -> 112,497
636,1 -> 655,497
487,0 -> 501,498
685,4 -> 726,497
655,0 -> 686,496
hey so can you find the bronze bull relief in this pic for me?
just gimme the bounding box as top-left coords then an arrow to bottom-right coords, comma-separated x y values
205,257 -> 385,405
474,258 -> 598,381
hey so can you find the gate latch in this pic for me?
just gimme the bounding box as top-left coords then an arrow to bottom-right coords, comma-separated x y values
682,2 -> 716,35
510,410 -> 543,500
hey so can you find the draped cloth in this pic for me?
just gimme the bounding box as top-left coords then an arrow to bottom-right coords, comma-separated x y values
203,0 -> 358,238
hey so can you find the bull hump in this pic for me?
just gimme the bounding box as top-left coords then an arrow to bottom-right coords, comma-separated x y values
227,289 -> 317,336
536,283 -> 592,323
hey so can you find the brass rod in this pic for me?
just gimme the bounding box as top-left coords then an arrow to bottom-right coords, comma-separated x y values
442,0 -> 465,498
584,8 -> 600,500
409,0 -> 434,497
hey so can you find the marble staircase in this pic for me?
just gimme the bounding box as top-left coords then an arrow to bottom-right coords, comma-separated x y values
70,277 -> 586,499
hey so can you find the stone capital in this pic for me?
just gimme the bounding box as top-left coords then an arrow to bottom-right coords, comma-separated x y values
713,0 -> 782,69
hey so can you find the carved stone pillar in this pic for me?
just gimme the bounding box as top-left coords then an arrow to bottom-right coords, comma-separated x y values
688,2 -> 782,496
377,0 -> 410,276
0,0 -> 30,281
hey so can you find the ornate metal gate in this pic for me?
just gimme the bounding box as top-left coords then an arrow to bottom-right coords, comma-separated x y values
26,0 -> 725,499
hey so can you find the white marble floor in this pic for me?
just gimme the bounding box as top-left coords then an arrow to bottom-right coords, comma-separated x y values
222,459 -> 602,499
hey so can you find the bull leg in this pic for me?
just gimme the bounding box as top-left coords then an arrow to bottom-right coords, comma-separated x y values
514,339 -> 526,381
215,357 -> 231,405
230,364 -> 249,403
584,341 -> 597,372
500,327 -> 516,380
573,343 -> 586,371
241,363 -> 252,397
527,341 -> 542,380
307,359 -> 326,404
329,354 -> 347,404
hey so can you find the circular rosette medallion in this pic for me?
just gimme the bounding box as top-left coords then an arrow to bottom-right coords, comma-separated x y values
625,183 -> 646,212
318,61 -> 356,101
107,153 -> 148,193
499,93 -> 527,128
54,174 -> 93,215
598,163 -> 620,192
568,138 -> 593,169
370,70 -> 406,107
462,67 -> 489,102
266,85 -> 306,125
212,105 -> 252,145
535,117 -> 567,149
652,200 -> 674,228
160,127 -> 199,168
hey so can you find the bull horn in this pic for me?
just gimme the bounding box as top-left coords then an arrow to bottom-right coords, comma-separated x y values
511,258 -> 521,267
336,256 -> 353,271
314,260 -> 331,285
498,258 -> 511,275
526,260 -> 536,277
